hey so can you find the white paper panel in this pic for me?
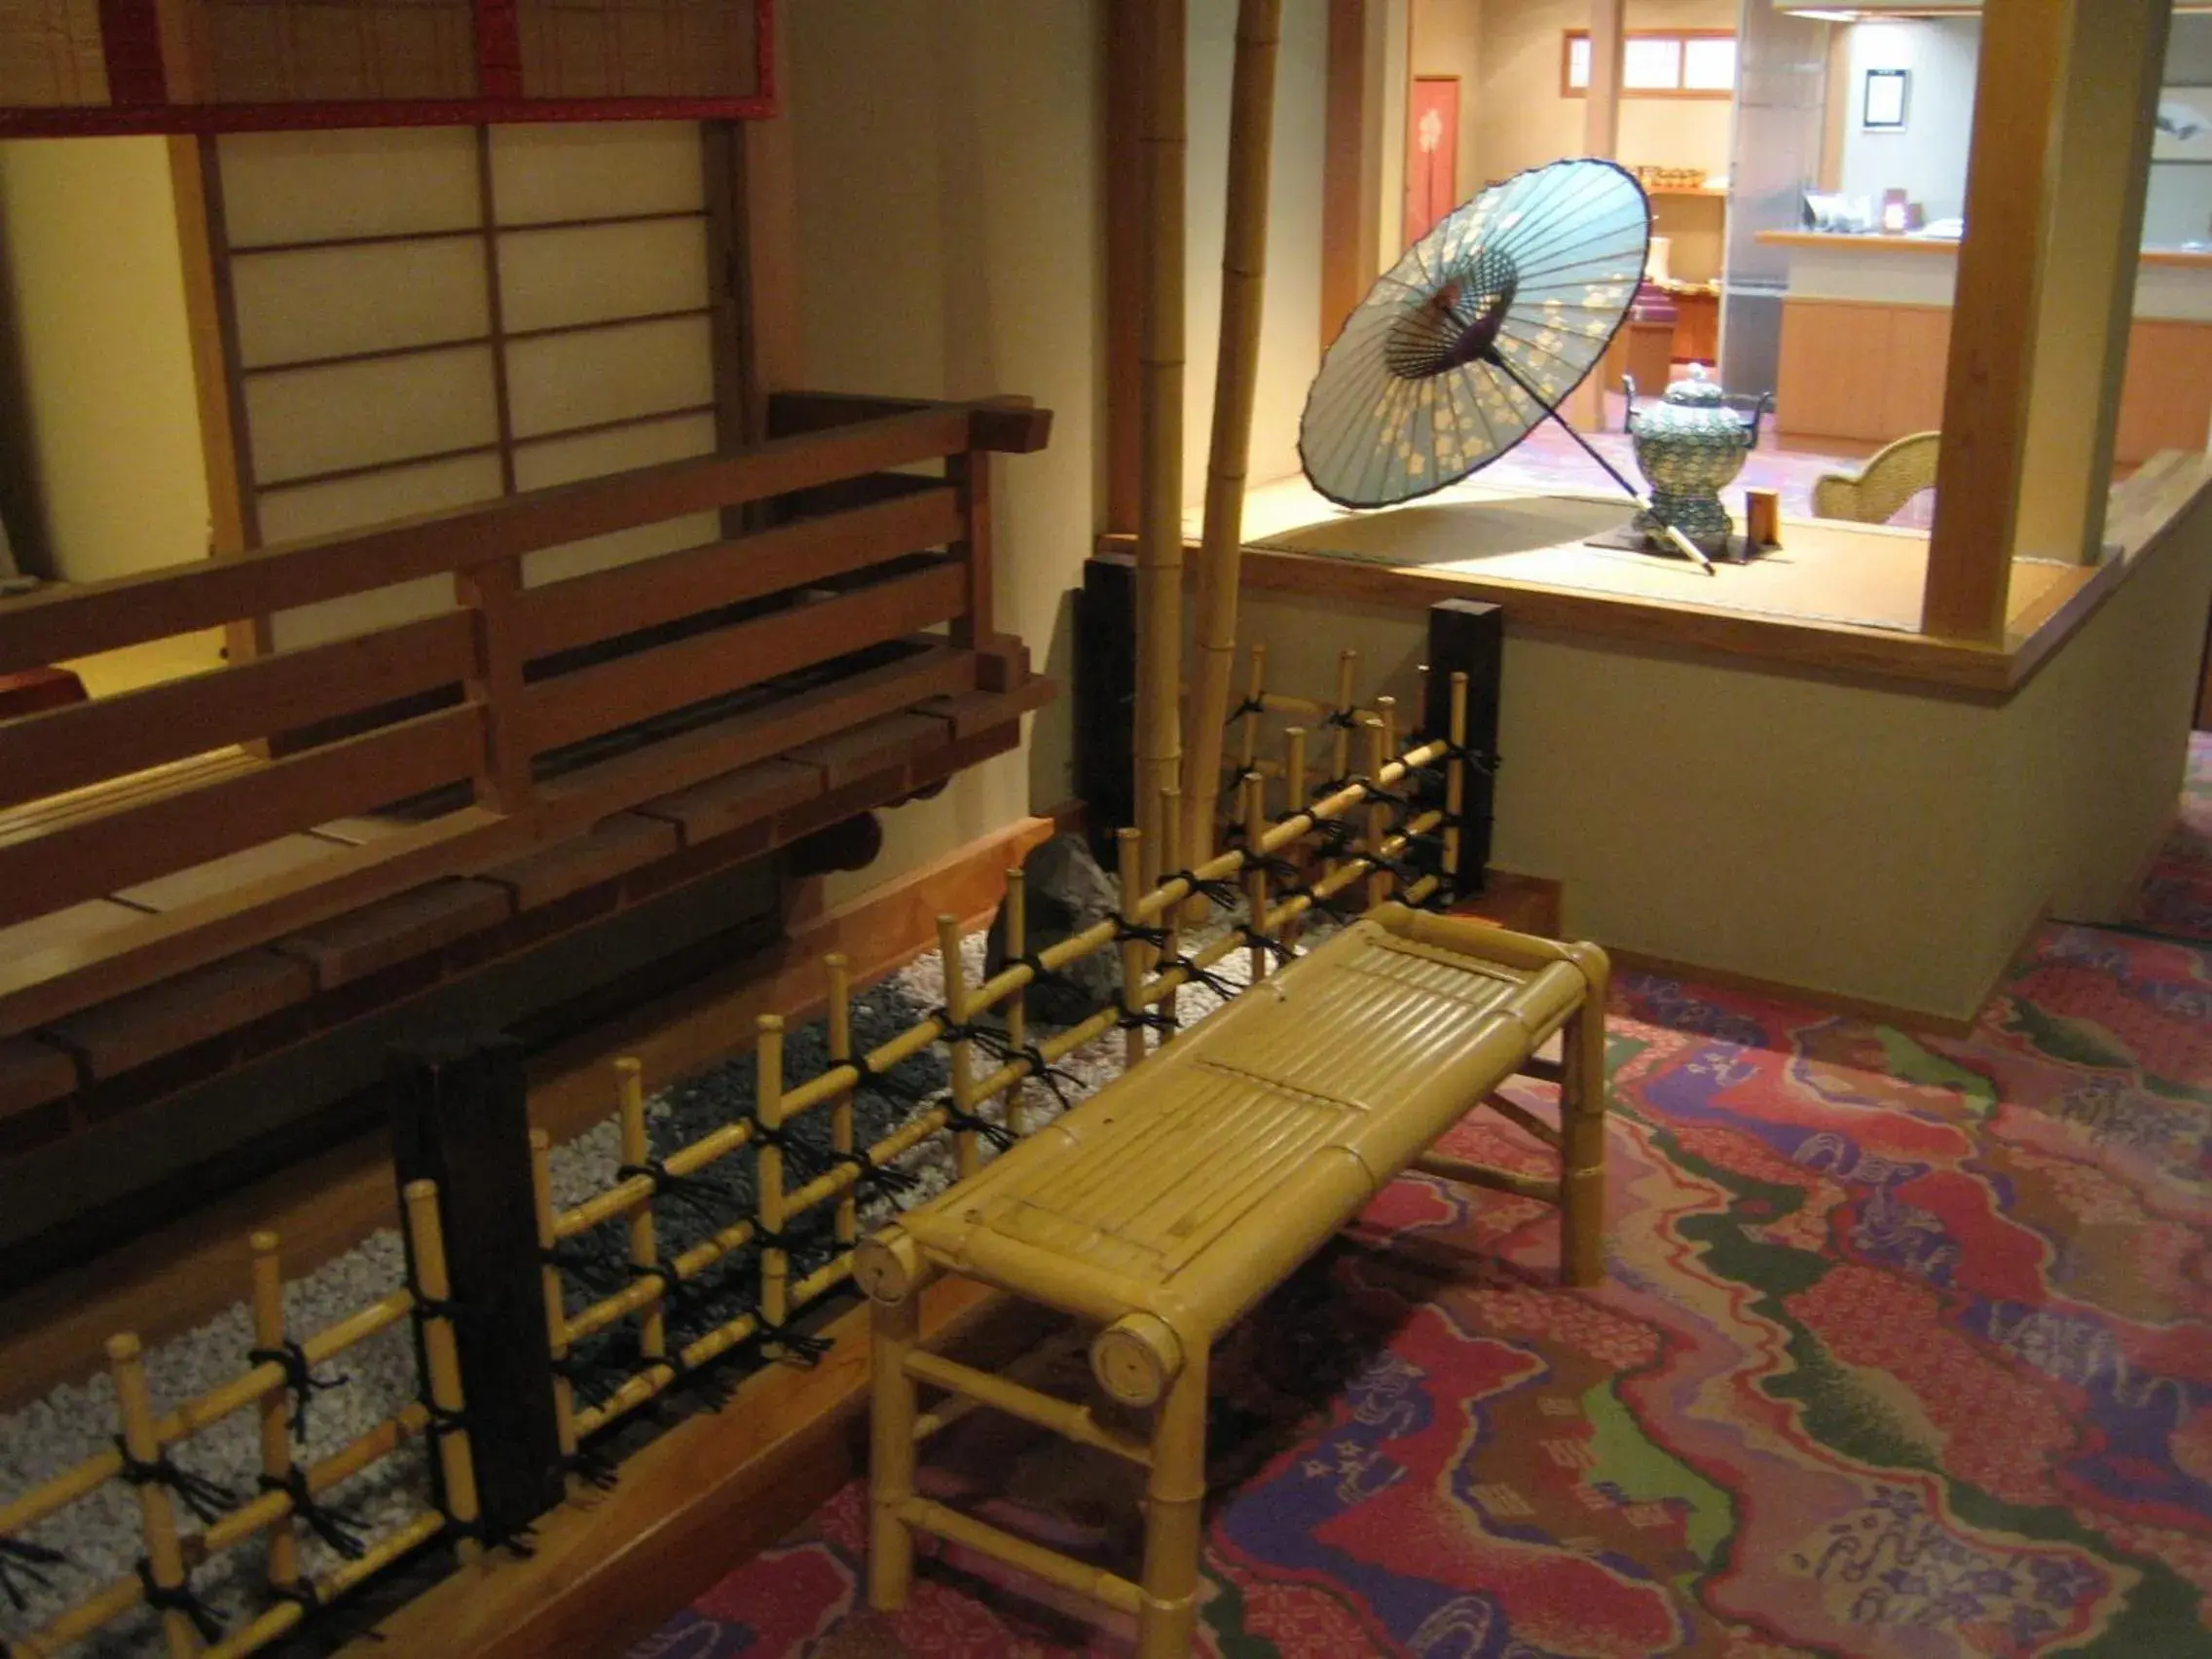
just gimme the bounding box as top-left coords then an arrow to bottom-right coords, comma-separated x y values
516,410 -> 717,588
232,238 -> 490,367
259,452 -> 502,649
488,121 -> 705,225
246,346 -> 499,483
218,129 -> 482,245
498,215 -> 711,334
503,314 -> 713,439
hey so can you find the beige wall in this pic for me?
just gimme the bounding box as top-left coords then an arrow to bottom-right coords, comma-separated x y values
0,137 -> 210,585
1236,488 -> 2212,1024
1185,0 -> 1329,503
1414,0 -> 1485,221
785,0 -> 1101,905
1472,0 -> 1737,188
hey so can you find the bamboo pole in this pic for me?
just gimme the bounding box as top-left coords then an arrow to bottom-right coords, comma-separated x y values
616,1057 -> 666,1370
1001,873 -> 1029,1136
1234,643 -> 1267,778
755,1014 -> 791,1348
1157,787 -> 1182,1031
248,1232 -> 301,1604
110,1333 -> 200,1658
1117,827 -> 1148,1068
1362,713 -> 1389,911
402,1179 -> 480,1565
937,914 -> 981,1178
528,1128 -> 576,1461
1242,770 -> 1271,981
1183,0 -> 1283,869
1444,671 -> 1468,893
826,953 -> 857,1246
1135,0 -> 1187,897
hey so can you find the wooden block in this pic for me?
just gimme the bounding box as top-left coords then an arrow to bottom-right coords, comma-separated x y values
636,758 -> 822,846
479,814 -> 679,911
114,834 -> 344,912
0,899 -> 151,964
0,1035 -> 76,1123
276,880 -> 513,989
787,712 -> 952,792
44,949 -> 313,1080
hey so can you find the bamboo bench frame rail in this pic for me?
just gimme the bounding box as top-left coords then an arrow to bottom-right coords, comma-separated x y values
0,391 -> 1052,1042
0,1182 -> 473,1659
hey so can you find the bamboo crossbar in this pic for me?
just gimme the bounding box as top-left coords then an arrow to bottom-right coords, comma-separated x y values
0,1290 -> 419,1540
903,1351 -> 1152,1466
900,1497 -> 1147,1616
1412,1151 -> 1562,1202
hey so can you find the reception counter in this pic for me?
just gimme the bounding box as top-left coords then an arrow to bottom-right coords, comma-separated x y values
1757,231 -> 2212,460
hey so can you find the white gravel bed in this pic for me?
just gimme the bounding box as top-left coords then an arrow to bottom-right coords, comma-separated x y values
1,914 -> 1288,1655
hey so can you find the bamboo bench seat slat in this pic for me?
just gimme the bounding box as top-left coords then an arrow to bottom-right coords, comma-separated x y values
862,904 -> 1610,1659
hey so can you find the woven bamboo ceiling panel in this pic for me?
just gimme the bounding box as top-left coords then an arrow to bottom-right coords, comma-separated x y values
0,0 -> 768,132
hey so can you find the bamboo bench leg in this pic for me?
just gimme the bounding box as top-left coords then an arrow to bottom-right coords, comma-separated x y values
1558,943 -> 1612,1287
869,1287 -> 922,1611
1136,1348 -> 1210,1659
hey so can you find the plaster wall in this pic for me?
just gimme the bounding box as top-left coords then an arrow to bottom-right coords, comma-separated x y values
1413,0 -> 1485,221
783,0 -> 1101,907
1836,18 -> 1979,225
1470,0 -> 1736,190
0,137 -> 211,585
1237,488 -> 2212,1023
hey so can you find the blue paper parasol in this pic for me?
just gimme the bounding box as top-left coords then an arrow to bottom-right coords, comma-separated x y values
1297,158 -> 1709,564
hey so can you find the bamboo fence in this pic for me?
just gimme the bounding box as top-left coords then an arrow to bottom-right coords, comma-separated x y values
2,645 -> 1489,1654
0,1184 -> 474,1659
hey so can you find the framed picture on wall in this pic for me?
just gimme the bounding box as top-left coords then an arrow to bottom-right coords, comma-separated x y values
2156,89 -> 2212,163
1862,68 -> 1908,130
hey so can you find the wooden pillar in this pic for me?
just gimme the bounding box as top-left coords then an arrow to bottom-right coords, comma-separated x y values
1569,0 -> 1625,431
2017,0 -> 2172,567
729,17 -> 800,452
1922,0 -> 2168,639
1583,0 -> 1624,158
1321,0 -> 1377,350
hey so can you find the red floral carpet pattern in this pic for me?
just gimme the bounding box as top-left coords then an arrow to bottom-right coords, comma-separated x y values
635,742 -> 2212,1659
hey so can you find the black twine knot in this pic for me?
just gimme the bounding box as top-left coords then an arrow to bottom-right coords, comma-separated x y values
756,1317 -> 832,1368
115,1442 -> 237,1528
1237,926 -> 1296,967
1118,1008 -> 1177,1037
1224,694 -> 1268,723
617,1159 -> 742,1225
135,1561 -> 224,1644
830,1148 -> 924,1197
942,1104 -> 1017,1152
1163,869 -> 1244,909
1159,952 -> 1240,1000
1323,707 -> 1361,730
248,1341 -> 350,1445
739,1125 -> 832,1186
564,1446 -> 622,1492
1009,951 -> 1073,993
0,1535 -> 66,1611
268,1576 -> 322,1615
258,1470 -> 369,1561
1113,920 -> 1171,951
849,1051 -> 926,1103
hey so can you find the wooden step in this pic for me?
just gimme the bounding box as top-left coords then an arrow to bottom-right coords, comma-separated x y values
276,879 -> 514,989
480,814 -> 679,911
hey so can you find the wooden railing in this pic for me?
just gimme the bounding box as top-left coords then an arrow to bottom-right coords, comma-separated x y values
0,394 -> 1051,1038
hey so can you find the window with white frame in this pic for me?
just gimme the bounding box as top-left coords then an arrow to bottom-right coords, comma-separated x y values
1564,30 -> 1737,98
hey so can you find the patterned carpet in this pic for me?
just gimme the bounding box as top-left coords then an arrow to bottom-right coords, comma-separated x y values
634,737 -> 2212,1659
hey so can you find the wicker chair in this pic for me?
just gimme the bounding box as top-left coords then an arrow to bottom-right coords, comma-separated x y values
1811,430 -> 1940,524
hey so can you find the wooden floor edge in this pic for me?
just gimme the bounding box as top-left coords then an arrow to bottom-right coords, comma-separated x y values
0,814 -> 1056,1410
340,1277 -> 1013,1659
1605,944 -> 1986,1037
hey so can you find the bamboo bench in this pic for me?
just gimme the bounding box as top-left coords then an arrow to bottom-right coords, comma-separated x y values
853,903 -> 1610,1658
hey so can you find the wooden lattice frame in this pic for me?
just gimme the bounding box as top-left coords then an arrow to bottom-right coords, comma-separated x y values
0,0 -> 770,134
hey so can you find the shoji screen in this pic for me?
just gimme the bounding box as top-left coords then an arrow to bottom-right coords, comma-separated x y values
209,120 -> 723,648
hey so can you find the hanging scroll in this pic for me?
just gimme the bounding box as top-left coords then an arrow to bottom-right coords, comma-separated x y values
0,0 -> 770,133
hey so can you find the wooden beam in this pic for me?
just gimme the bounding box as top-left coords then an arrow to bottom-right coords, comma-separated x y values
2015,0 -> 2172,567
1321,0 -> 1372,351
1921,3 -> 2067,641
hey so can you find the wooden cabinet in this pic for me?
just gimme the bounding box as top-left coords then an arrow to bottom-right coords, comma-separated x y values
1779,298 -> 2212,463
